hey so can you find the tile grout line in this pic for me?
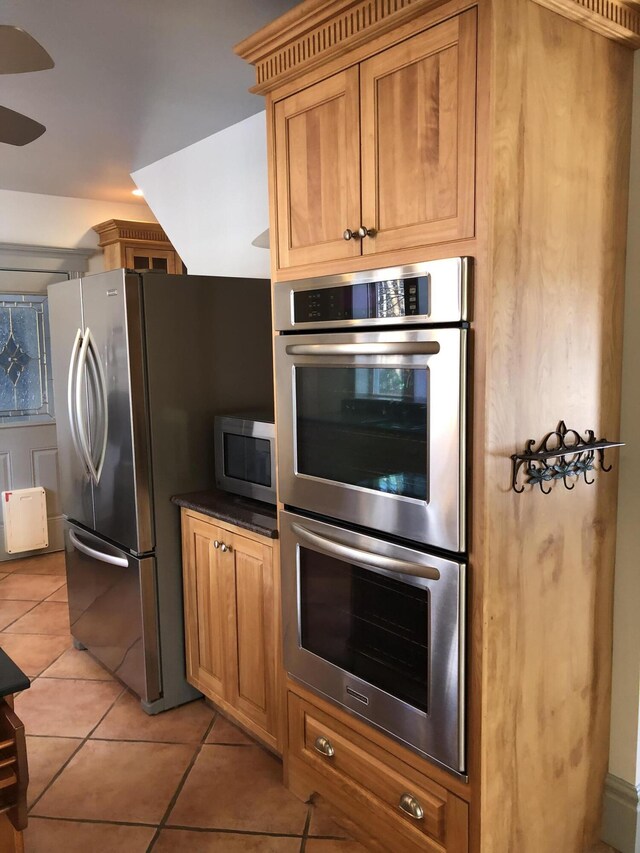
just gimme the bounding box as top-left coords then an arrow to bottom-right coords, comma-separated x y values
145,711 -> 220,852
0,600 -> 43,632
28,682 -> 127,814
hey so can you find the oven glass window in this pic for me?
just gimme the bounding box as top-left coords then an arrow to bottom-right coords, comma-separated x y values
295,366 -> 428,500
299,546 -> 429,713
223,434 -> 271,486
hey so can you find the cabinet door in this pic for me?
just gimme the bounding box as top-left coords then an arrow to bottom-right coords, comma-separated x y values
182,516 -> 233,702
124,246 -> 180,273
227,531 -> 278,737
274,67 -> 362,269
360,10 -> 477,254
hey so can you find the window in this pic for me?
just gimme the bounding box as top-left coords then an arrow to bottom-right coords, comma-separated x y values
0,294 -> 54,424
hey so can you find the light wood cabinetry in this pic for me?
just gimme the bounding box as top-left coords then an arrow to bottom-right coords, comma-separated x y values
287,683 -> 468,853
93,219 -> 184,274
238,1 -> 637,851
180,509 -> 281,752
273,10 -> 476,271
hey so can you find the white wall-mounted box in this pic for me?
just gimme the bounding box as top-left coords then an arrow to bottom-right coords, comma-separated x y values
2,488 -> 48,554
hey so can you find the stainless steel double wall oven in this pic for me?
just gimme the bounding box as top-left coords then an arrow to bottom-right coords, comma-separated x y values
275,258 -> 470,775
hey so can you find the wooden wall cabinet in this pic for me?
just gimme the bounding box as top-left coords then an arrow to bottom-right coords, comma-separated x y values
180,509 -> 281,752
238,1 -> 638,851
273,10 -> 476,271
93,219 -> 185,274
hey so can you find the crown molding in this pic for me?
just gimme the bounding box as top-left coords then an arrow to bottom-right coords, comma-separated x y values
92,219 -> 169,247
532,0 -> 640,48
235,0 -> 453,94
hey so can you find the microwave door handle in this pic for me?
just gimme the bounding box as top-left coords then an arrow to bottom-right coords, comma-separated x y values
69,529 -> 128,567
284,342 -> 440,357
291,523 -> 440,581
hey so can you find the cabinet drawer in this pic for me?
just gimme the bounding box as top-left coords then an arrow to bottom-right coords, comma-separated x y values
288,691 -> 468,852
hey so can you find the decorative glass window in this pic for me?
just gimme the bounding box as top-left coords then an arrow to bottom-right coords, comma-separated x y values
0,294 -> 54,424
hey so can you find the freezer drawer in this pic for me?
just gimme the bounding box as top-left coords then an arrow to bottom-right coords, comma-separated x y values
64,522 -> 161,704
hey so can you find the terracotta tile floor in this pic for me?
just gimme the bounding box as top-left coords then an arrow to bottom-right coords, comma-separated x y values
1,553 -> 621,853
2,552 -> 364,852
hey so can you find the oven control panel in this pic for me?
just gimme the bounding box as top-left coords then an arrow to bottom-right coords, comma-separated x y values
293,277 -> 428,324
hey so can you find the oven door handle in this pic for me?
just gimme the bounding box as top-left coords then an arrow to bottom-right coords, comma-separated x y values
284,342 -> 440,357
291,523 -> 440,581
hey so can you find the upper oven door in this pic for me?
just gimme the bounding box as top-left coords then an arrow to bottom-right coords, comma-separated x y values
275,327 -> 467,552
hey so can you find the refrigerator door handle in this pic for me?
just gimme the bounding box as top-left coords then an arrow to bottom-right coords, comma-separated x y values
67,328 -> 90,478
75,328 -> 99,485
69,529 -> 129,567
86,332 -> 109,483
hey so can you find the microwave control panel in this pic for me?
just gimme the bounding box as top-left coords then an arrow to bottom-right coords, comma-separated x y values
293,277 -> 429,324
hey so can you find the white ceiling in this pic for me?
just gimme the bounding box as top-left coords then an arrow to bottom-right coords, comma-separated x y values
0,0 -> 298,203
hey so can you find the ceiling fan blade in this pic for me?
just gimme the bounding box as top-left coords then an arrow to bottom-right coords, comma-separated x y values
0,26 -> 54,74
0,105 -> 46,146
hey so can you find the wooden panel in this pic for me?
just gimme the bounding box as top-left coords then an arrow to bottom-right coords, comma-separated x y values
274,67 -> 362,269
182,514 -> 229,701
229,532 -> 277,737
476,3 -> 633,851
234,546 -> 267,711
360,9 -> 476,253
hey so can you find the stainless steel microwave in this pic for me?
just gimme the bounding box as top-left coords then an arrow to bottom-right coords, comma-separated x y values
214,414 -> 276,505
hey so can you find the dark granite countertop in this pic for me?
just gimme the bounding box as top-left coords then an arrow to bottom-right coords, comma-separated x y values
0,648 -> 29,698
172,489 -> 278,539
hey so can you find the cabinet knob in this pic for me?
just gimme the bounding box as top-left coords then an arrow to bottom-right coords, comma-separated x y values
313,735 -> 335,758
398,793 -> 424,821
343,228 -> 355,241
220,543 -> 232,553
213,540 -> 220,549
357,225 -> 374,239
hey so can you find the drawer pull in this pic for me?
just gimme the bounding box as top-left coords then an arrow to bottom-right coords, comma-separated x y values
314,735 -> 335,758
398,792 -> 424,821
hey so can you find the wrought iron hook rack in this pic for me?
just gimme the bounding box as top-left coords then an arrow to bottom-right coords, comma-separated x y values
511,421 -> 623,494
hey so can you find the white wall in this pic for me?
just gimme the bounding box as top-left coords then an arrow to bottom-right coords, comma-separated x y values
609,53 -> 640,788
0,189 -> 156,273
131,111 -> 270,279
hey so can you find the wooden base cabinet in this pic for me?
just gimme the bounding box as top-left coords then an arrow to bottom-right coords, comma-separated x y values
286,683 -> 468,853
180,509 -> 282,752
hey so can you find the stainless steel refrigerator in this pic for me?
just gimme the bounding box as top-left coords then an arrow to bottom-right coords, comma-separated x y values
48,269 -> 273,713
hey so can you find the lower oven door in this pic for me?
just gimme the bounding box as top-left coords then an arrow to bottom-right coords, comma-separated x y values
280,510 -> 466,775
275,327 -> 467,553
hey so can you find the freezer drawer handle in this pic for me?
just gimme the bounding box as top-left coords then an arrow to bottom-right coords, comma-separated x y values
69,530 -> 128,568
285,342 -> 440,357
291,523 -> 440,581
